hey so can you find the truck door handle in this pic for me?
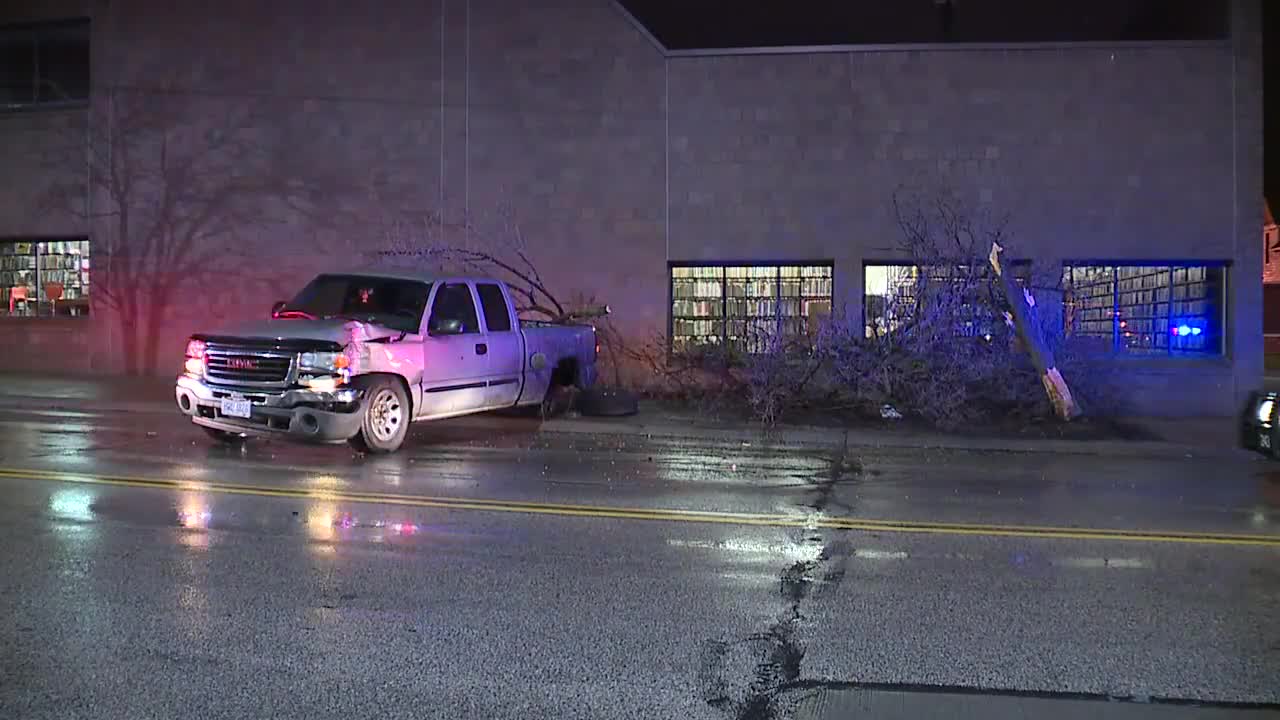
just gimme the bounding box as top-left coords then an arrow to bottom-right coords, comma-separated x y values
475,343 -> 488,355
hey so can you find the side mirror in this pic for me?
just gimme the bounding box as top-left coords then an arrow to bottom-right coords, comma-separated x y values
429,317 -> 465,335
270,301 -> 288,317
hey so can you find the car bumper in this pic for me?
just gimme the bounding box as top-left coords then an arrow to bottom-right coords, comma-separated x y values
175,374 -> 365,443
1240,390 -> 1278,457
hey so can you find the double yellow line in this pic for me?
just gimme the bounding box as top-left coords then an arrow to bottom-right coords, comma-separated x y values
2,466 -> 1278,547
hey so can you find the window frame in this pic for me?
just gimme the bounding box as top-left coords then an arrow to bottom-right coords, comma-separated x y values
861,258 -> 1031,339
427,282 -> 482,336
1060,260 -> 1230,358
475,283 -> 513,333
0,18 -> 90,112
0,236 -> 91,319
667,259 -> 835,355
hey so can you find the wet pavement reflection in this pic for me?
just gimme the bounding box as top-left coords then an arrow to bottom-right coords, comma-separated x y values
3,399 -> 1280,541
0,403 -> 1278,719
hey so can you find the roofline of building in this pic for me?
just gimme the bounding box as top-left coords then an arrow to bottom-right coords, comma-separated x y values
662,39 -> 1230,59
606,0 -> 1232,58
606,0 -> 666,53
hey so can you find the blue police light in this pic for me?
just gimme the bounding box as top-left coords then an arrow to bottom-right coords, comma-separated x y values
1176,324 -> 1191,337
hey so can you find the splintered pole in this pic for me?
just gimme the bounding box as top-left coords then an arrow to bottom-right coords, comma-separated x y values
988,242 -> 1081,421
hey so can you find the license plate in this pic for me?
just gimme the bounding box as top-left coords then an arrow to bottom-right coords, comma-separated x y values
1261,433 -> 1272,450
221,396 -> 252,419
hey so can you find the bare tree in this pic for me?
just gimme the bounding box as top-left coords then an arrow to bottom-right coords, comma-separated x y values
852,185 -> 1091,425
365,202 -> 609,324
41,80 -> 323,375
884,186 -> 1018,338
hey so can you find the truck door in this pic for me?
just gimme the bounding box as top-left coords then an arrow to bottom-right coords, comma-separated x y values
419,282 -> 489,417
475,282 -> 523,408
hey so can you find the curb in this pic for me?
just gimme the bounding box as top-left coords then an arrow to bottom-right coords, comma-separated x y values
0,392 -> 1257,462
544,417 -> 1256,462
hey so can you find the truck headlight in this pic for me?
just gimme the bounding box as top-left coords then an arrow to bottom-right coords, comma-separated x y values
183,338 -> 206,377
1258,399 -> 1275,424
299,351 -> 339,371
299,350 -> 351,392
299,351 -> 350,372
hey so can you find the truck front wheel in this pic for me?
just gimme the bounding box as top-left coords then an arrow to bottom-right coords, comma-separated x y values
349,379 -> 410,454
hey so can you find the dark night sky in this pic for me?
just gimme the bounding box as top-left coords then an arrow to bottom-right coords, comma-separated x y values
620,1 -> 1229,49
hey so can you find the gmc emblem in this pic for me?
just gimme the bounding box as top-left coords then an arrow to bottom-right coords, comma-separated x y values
226,358 -> 258,370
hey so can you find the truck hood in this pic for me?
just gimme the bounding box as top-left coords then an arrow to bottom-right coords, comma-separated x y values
199,318 -> 403,345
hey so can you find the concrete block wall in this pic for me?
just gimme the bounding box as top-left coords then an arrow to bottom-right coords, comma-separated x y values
463,0 -> 667,334
0,0 -> 1263,416
665,37 -> 1256,414
0,0 -> 669,376
0,110 -> 87,238
668,47 -> 1237,293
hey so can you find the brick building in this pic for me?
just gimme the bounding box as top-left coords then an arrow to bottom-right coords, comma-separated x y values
0,0 -> 1263,415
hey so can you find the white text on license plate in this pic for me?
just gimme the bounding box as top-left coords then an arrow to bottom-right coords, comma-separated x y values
1261,433 -> 1272,450
221,397 -> 252,419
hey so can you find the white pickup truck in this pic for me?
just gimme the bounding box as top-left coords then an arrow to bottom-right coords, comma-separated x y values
175,271 -> 599,453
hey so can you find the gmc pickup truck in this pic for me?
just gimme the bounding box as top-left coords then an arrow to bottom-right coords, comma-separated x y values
175,271 -> 598,453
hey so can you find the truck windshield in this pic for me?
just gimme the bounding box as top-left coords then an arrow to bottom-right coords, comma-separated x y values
281,275 -> 432,334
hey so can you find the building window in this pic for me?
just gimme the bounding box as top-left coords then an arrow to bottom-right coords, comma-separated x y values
863,261 -> 1029,339
0,19 -> 90,110
1062,264 -> 1226,356
670,262 -> 833,354
0,238 -> 90,317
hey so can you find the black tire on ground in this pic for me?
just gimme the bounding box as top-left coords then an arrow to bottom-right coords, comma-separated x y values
202,426 -> 249,445
576,386 -> 639,417
348,377 -> 411,454
539,383 -> 576,420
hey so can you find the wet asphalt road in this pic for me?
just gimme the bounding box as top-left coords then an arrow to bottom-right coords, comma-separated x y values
0,403 -> 1278,719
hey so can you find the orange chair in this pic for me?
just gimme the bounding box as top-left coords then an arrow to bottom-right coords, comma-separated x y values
44,282 -> 64,315
8,286 -> 28,315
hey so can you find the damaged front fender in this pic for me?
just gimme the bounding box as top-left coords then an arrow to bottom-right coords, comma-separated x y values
340,320 -> 424,415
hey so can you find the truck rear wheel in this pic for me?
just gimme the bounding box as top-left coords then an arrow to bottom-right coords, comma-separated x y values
348,378 -> 410,454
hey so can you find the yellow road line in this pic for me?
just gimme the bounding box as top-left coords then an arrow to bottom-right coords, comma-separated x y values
1,467 -> 1277,547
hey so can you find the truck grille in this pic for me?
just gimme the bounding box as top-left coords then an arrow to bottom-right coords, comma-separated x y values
204,347 -> 294,388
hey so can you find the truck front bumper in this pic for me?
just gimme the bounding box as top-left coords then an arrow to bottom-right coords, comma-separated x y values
175,375 -> 365,444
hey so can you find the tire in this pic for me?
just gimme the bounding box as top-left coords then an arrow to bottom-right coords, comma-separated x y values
577,386 -> 639,417
348,378 -> 410,454
539,383 -> 576,420
202,426 -> 249,445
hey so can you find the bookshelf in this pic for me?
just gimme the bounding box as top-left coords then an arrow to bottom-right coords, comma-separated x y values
671,263 -> 835,353
1063,264 -> 1223,354
1,239 -> 90,316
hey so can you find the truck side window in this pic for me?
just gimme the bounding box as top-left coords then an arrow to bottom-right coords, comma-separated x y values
428,283 -> 480,335
476,284 -> 512,332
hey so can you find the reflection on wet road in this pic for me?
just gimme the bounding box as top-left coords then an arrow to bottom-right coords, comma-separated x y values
10,466 -> 1280,546
1,405 -> 1278,719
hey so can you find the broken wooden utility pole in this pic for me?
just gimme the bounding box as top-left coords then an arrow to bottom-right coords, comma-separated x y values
988,242 -> 1081,421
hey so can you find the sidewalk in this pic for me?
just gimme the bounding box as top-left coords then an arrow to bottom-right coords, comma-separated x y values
0,373 -> 1256,461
